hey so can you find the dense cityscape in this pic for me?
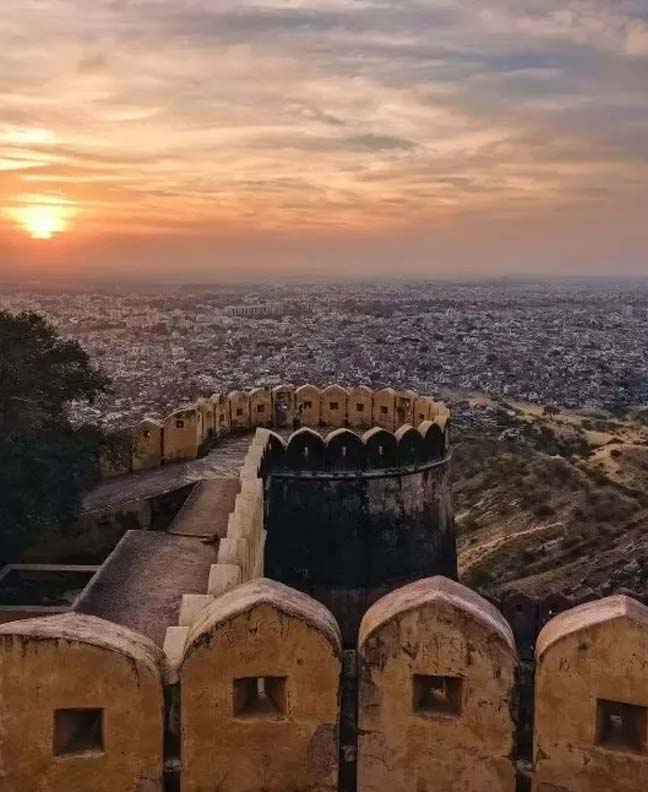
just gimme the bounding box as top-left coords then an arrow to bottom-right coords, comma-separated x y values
2,278 -> 648,428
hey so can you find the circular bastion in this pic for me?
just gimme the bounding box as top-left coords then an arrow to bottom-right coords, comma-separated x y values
102,383 -> 455,642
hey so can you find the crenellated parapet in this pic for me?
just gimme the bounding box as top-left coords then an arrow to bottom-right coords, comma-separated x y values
267,419 -> 449,476
3,578 -> 648,791
102,384 -> 450,478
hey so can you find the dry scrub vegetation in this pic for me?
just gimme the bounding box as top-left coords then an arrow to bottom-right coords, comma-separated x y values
454,406 -> 648,600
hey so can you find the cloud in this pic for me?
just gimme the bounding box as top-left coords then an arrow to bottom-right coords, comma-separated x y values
626,20 -> 648,55
0,0 -> 646,273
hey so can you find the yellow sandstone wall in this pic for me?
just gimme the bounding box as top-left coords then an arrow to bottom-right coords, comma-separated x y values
229,390 -> 252,430
534,595 -> 648,792
296,384 -> 322,427
372,387 -> 397,432
0,613 -> 165,792
413,396 -> 432,427
8,576 -> 648,790
321,384 -> 348,427
216,393 -> 231,433
163,407 -> 201,462
358,576 -> 517,792
132,418 -> 163,471
250,387 -> 273,427
347,386 -> 373,431
99,385 -> 449,475
198,397 -> 215,440
180,578 -> 342,792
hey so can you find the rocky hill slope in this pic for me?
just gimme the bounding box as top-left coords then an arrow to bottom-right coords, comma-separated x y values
453,401 -> 648,600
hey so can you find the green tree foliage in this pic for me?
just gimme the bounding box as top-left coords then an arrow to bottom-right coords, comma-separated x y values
0,311 -> 111,560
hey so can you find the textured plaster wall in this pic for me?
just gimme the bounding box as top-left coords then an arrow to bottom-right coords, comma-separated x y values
0,614 -> 165,792
358,577 -> 517,792
180,579 -> 341,792
265,461 -> 456,640
534,596 -> 648,792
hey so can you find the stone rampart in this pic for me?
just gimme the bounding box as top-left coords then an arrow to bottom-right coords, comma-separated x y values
264,420 -> 455,643
102,384 -> 449,477
1,578 -> 646,791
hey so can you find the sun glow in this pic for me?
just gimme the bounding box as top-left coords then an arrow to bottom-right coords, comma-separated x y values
9,197 -> 76,240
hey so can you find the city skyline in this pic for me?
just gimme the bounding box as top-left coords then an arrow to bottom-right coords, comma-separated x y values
1,0 -> 647,278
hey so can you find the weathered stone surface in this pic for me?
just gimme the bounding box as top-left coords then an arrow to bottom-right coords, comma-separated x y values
347,386 -> 373,431
132,418 -> 163,472
296,384 -> 323,427
229,390 -> 252,430
372,387 -> 397,432
325,428 -> 367,470
0,613 -> 165,791
358,577 -> 516,792
75,530 -> 218,645
207,563 -> 242,596
265,460 -> 456,641
181,578 -> 342,792
321,385 -> 349,428
535,595 -> 648,792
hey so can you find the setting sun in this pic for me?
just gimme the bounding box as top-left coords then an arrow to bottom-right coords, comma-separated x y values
20,204 -> 70,239
6,196 -> 77,240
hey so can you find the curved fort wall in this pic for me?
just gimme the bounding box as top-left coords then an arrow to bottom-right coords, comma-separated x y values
101,384 -> 449,477
2,579 -> 648,790
8,382 -> 647,788
264,422 -> 455,643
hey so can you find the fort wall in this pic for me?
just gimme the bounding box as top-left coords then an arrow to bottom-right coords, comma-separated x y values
259,418 -> 453,641
2,578 -> 646,790
0,613 -> 165,791
99,384 -> 448,478
358,577 -> 517,792
16,381 -> 647,789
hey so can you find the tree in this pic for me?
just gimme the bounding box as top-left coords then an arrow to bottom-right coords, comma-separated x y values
0,311 -> 111,561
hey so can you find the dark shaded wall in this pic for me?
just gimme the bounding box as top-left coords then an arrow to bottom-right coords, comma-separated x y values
265,459 -> 456,644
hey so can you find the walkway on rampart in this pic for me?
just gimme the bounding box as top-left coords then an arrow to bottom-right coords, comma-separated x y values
75,531 -> 219,645
83,433 -> 253,513
168,478 -> 241,540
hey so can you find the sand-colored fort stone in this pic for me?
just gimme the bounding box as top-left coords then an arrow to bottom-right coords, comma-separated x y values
181,579 -> 341,792
358,577 -> 517,792
0,613 -> 165,791
0,383 -> 645,791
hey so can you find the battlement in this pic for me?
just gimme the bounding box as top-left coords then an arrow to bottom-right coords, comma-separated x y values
2,576 -> 647,791
10,380 -> 641,790
101,383 -> 450,477
269,420 -> 449,476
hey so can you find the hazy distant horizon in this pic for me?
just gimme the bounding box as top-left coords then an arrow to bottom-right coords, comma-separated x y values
1,0 -> 647,278
3,271 -> 648,294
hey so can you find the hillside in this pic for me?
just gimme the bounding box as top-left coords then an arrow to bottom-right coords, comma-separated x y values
453,402 -> 648,599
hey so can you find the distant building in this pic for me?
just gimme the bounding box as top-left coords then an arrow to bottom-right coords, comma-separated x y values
223,302 -> 283,318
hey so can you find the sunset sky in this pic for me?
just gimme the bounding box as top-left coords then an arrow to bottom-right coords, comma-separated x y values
1,0 -> 647,279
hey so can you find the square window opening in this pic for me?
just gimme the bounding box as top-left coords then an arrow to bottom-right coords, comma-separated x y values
175,419 -> 185,429
54,708 -> 104,757
596,699 -> 646,753
257,404 -> 266,413
233,676 -> 287,719
380,405 -> 389,415
236,408 -> 243,416
330,401 -> 339,410
356,403 -> 365,412
412,675 -> 462,718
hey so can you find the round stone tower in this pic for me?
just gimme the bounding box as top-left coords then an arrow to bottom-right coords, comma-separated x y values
263,420 -> 456,644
